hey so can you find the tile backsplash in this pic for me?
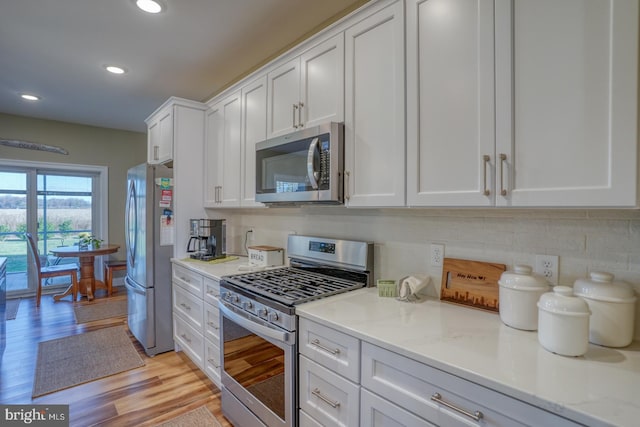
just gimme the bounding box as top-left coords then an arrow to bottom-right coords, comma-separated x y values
208,207 -> 640,339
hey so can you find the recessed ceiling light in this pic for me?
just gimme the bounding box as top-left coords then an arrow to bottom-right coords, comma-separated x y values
105,65 -> 127,75
20,94 -> 40,101
136,0 -> 165,14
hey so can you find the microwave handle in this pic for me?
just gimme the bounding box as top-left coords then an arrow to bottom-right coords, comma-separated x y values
307,137 -> 320,189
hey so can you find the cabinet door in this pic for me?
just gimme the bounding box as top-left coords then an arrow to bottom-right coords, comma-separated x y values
361,389 -> 435,427
344,1 -> 405,207
300,33 -> 345,129
147,107 -> 173,164
203,105 -> 223,206
267,58 -> 301,137
495,0 -> 638,207
219,91 -> 242,207
241,76 -> 267,207
407,0 -> 495,206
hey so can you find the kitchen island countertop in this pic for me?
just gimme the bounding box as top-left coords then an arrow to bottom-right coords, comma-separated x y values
297,288 -> 640,427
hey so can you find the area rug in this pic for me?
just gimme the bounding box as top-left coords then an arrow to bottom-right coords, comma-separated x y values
32,325 -> 145,398
155,406 -> 222,427
74,299 -> 127,324
5,298 -> 20,320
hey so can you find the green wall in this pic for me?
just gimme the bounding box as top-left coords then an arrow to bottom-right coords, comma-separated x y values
0,112 -> 147,256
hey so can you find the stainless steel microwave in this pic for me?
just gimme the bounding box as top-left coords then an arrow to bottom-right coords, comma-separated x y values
255,122 -> 344,204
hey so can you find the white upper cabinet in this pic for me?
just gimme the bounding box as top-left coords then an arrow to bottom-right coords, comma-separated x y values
267,34 -> 344,138
147,106 -> 173,164
204,92 -> 242,207
407,0 -> 495,206
408,0 -> 638,207
241,76 -> 267,207
495,0 -> 638,207
344,0 -> 406,207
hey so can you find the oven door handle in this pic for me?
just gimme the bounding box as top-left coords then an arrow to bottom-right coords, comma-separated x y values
219,301 -> 294,345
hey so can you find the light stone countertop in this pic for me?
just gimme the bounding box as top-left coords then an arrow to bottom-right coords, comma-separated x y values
171,256 -> 255,281
297,288 -> 640,427
170,258 -> 639,427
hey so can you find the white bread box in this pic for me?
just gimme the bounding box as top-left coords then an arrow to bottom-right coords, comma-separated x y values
248,245 -> 284,267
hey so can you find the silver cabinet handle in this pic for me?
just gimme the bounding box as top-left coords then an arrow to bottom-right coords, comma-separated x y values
431,392 -> 483,422
207,358 -> 220,368
293,104 -> 298,128
207,321 -> 219,330
298,102 -> 304,127
312,388 -> 340,408
180,333 -> 191,344
180,276 -> 190,283
311,339 -> 340,355
482,155 -> 490,196
499,153 -> 507,196
179,302 -> 191,311
344,171 -> 350,201
153,145 -> 159,161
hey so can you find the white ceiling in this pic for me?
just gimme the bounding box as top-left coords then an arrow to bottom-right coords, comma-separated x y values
0,0 -> 364,133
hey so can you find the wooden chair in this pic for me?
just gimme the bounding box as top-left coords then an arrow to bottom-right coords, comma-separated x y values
25,233 -> 79,307
104,259 -> 126,296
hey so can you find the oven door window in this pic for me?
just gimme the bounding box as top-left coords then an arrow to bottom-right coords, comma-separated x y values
222,315 -> 286,421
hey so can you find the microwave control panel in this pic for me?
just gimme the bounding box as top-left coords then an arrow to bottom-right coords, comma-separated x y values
319,139 -> 330,188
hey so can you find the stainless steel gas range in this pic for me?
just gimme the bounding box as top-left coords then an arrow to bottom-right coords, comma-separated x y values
219,235 -> 374,427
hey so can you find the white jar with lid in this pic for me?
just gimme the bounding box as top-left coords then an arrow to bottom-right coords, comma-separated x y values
498,265 -> 550,330
573,272 -> 637,348
537,286 -> 591,356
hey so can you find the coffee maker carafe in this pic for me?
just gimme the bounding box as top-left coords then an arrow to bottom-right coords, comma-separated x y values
187,218 -> 226,261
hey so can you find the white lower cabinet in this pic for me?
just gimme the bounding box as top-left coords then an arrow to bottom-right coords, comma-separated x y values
361,388 -> 435,427
299,318 -> 582,427
299,356 -> 360,427
171,263 -> 222,387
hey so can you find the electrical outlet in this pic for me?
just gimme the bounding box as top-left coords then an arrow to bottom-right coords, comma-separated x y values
430,244 -> 445,267
535,254 -> 559,285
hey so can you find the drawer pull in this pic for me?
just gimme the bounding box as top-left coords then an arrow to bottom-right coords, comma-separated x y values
207,358 -> 220,368
180,276 -> 190,283
312,388 -> 340,408
311,339 -> 340,355
431,392 -> 483,422
180,333 -> 191,344
179,303 -> 191,311
207,321 -> 219,329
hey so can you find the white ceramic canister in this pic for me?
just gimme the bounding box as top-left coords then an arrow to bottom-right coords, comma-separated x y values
537,286 -> 591,356
499,265 -> 550,330
573,272 -> 637,348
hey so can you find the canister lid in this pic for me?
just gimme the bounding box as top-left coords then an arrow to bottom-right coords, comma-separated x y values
499,264 -> 550,291
537,286 -> 591,316
573,272 -> 637,303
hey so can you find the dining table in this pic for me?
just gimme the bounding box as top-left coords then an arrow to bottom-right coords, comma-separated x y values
50,244 -> 120,301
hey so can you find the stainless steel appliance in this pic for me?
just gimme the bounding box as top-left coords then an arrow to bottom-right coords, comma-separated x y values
220,235 -> 374,427
187,218 -> 226,261
125,163 -> 174,356
255,122 -> 344,205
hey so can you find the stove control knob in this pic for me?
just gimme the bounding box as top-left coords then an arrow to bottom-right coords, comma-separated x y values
259,308 -> 268,317
243,301 -> 254,310
269,312 -> 279,322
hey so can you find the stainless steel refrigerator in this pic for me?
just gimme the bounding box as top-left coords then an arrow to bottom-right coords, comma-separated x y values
125,163 -> 174,356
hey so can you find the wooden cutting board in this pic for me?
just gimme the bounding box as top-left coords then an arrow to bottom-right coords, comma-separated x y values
440,258 -> 506,312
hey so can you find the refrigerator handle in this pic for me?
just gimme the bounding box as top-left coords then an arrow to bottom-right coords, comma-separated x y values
125,180 -> 137,267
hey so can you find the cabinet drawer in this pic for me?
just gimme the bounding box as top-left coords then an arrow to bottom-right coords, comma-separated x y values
172,264 -> 204,297
361,388 -> 435,427
204,339 -> 221,386
173,314 -> 204,368
362,342 -> 581,427
299,317 -> 360,383
299,356 -> 359,427
203,277 -> 221,305
204,302 -> 220,343
173,285 -> 204,329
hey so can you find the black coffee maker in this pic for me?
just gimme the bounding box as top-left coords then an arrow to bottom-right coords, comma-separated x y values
187,218 -> 226,261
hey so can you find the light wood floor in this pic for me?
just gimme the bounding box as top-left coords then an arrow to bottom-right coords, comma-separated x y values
1,290 -> 233,427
